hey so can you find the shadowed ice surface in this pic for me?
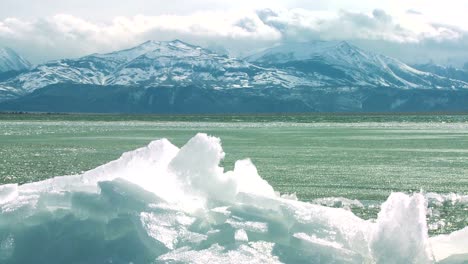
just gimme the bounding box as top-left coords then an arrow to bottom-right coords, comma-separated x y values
0,134 -> 467,263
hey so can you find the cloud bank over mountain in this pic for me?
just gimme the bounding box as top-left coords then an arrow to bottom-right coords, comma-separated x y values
0,1 -> 467,66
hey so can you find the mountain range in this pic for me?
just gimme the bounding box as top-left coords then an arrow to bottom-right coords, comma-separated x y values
1,40 -> 468,113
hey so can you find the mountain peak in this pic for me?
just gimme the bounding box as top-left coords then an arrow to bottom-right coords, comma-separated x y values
166,39 -> 201,50
136,39 -> 196,49
0,47 -> 16,56
169,39 -> 189,45
132,40 -> 215,61
336,40 -> 354,50
0,47 -> 31,72
245,40 -> 362,64
89,40 -> 171,62
107,40 -> 204,60
138,40 -> 160,46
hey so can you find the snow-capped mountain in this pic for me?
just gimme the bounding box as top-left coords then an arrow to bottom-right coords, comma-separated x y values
0,41 -> 167,96
105,40 -> 283,89
0,48 -> 31,73
1,40 -> 303,98
2,40 -> 468,113
3,40 -> 468,99
247,41 -> 468,89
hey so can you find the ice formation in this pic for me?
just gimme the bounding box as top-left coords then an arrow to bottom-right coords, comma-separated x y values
0,133 -> 467,264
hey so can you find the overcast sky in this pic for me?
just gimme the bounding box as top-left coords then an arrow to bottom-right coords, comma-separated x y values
1,0 -> 467,66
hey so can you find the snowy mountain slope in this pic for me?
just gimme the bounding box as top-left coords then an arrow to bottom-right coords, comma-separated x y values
0,84 -> 20,101
90,40 -> 170,65
107,40 -> 256,87
0,41 -> 169,96
246,41 -> 468,89
412,63 -> 468,83
106,40 -> 322,89
0,47 -> 31,73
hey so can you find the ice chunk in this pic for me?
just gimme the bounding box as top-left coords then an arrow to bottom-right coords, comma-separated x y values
235,229 -> 249,242
425,193 -> 468,206
168,134 -> 237,203
0,184 -> 18,205
157,243 -> 281,264
312,197 -> 364,210
370,193 -> 433,263
430,227 -> 468,262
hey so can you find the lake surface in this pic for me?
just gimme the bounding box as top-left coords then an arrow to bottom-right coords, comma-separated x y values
1,113 -> 467,234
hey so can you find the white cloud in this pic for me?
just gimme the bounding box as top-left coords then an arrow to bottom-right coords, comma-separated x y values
0,7 -> 467,66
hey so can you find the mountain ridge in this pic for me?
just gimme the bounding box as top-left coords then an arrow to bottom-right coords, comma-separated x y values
0,47 -> 31,73
246,41 -> 467,90
412,63 -> 468,83
0,40 -> 300,98
1,40 -> 468,113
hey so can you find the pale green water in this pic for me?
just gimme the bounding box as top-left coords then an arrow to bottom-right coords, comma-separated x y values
0,114 -> 467,234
